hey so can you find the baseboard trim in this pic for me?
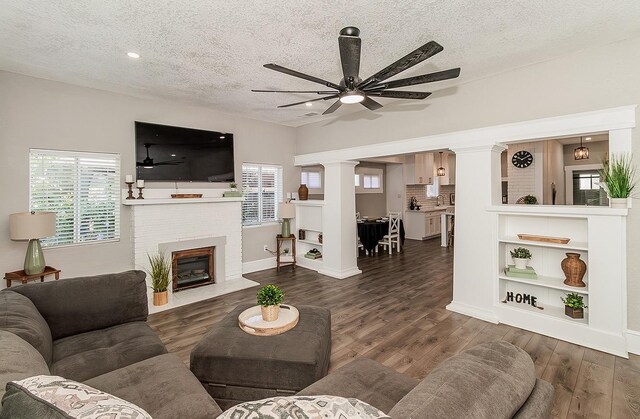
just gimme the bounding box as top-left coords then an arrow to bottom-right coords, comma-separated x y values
627,329 -> 640,355
318,267 -> 362,279
446,301 -> 500,324
242,257 -> 276,274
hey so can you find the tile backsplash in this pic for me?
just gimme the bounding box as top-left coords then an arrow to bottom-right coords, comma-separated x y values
406,184 -> 455,209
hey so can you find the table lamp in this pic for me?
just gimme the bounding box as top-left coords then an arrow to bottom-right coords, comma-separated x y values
9,211 -> 57,275
278,202 -> 295,238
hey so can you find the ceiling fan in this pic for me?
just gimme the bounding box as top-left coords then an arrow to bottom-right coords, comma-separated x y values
137,143 -> 184,168
253,26 -> 460,115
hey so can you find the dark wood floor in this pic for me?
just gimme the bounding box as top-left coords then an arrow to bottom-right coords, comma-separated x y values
148,239 -> 639,419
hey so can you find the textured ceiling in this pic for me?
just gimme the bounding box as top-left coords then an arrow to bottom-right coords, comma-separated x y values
2,1 -> 640,127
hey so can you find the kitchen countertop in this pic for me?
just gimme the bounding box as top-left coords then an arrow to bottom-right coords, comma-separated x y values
405,206 -> 455,213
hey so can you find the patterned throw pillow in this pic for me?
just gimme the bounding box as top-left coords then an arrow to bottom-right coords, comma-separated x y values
1,375 -> 151,419
216,395 -> 391,419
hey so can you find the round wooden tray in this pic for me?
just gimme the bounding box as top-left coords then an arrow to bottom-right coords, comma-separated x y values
238,305 -> 299,336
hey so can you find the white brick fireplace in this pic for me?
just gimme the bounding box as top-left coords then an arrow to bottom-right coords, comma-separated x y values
123,191 -> 257,313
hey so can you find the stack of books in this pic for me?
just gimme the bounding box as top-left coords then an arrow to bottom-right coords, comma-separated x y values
305,250 -> 322,260
504,265 -> 537,279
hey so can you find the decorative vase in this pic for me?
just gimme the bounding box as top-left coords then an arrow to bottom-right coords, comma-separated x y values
318,233 -> 323,244
299,229 -> 306,240
610,198 -> 628,209
565,306 -> 584,319
561,253 -> 586,287
298,184 -> 309,201
153,291 -> 168,306
261,304 -> 280,322
513,258 -> 529,270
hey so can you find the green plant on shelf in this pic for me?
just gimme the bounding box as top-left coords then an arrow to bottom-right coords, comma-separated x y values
510,247 -> 532,259
561,293 -> 587,309
257,284 -> 284,307
523,195 -> 538,204
599,153 -> 636,198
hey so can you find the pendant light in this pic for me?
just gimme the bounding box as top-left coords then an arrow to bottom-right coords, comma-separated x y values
574,136 -> 589,160
436,152 -> 446,176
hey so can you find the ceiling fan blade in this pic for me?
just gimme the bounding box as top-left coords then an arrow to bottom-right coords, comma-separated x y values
263,64 -> 343,91
323,100 -> 343,115
361,96 -> 383,111
367,91 -> 432,99
358,41 -> 444,88
338,35 -> 361,88
252,89 -> 337,94
368,68 -> 461,90
278,95 -> 339,108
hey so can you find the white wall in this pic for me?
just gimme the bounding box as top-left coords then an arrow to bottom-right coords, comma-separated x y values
543,140 -> 566,205
0,71 -> 296,282
295,35 -> 640,331
385,163 -> 404,213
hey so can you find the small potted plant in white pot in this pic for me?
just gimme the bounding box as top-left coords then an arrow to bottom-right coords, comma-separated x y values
510,247 -> 532,270
561,292 -> 587,319
257,284 -> 284,322
223,182 -> 243,197
599,153 -> 636,209
147,252 -> 171,306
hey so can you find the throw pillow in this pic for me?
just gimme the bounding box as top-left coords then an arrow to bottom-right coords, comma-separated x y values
0,375 -> 151,419
216,395 -> 391,419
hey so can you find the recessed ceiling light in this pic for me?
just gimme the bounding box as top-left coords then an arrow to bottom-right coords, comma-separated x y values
585,137 -> 592,141
127,52 -> 140,59
305,102 -> 312,107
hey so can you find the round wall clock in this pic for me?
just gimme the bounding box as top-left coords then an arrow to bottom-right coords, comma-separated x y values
512,150 -> 533,168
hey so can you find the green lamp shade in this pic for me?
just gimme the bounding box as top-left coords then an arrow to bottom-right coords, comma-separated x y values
9,212 -> 56,275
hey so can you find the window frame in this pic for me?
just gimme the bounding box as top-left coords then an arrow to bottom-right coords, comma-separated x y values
241,163 -> 284,227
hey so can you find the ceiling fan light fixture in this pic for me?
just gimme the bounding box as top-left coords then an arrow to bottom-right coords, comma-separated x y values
339,91 -> 365,104
574,136 -> 590,160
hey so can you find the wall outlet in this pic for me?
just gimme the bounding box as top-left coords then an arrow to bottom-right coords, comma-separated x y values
263,245 -> 269,252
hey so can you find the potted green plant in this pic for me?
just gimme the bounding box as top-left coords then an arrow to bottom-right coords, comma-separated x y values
147,252 -> 171,306
599,153 -> 636,208
510,247 -> 532,270
523,195 -> 538,205
561,292 -> 587,319
257,284 -> 284,322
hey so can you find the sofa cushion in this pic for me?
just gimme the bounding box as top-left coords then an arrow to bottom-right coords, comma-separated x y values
217,395 -> 390,419
513,378 -> 555,419
0,290 -> 53,364
11,270 -> 148,340
0,375 -> 151,419
86,353 -> 222,419
388,341 -> 536,419
0,331 -> 50,414
51,322 -> 167,382
297,358 -> 418,413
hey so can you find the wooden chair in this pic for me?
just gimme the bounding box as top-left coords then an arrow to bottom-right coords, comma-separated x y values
356,214 -> 365,256
378,212 -> 401,254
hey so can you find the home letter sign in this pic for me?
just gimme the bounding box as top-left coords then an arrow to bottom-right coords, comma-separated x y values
505,292 -> 538,307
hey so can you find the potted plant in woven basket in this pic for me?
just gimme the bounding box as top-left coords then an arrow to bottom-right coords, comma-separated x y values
257,284 -> 284,322
599,153 -> 636,209
510,247 -> 532,270
561,292 -> 587,319
147,252 -> 171,306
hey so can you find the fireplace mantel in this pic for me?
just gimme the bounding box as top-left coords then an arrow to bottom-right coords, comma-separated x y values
122,197 -> 243,206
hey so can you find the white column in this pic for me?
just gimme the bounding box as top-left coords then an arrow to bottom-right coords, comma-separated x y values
319,161 -> 362,279
446,144 -> 505,323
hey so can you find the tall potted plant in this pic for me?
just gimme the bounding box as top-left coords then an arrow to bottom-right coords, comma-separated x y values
257,284 -> 284,322
600,153 -> 636,208
148,252 -> 171,306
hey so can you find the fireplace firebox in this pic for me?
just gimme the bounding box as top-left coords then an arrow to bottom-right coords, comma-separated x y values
172,247 -> 215,292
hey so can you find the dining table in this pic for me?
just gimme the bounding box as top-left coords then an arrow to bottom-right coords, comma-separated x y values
357,219 -> 405,253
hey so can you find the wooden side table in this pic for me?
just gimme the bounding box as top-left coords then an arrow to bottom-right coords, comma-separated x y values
4,266 -> 61,287
276,235 -> 296,272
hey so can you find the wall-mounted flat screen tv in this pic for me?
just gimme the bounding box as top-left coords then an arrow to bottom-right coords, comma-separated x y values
135,121 -> 234,182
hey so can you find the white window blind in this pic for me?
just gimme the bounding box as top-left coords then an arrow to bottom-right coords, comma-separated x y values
242,163 -> 283,226
29,149 -> 121,247
301,171 -> 322,189
363,174 -> 380,189
355,174 -> 360,187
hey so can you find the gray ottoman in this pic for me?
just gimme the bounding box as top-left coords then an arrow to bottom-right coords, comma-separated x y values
190,304 -> 331,410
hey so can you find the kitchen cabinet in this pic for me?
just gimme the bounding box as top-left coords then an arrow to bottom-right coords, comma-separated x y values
426,214 -> 441,237
405,153 -> 433,185
404,208 -> 448,240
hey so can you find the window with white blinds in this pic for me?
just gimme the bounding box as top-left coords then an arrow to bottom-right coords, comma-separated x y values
242,163 -> 283,226
29,149 -> 121,247
301,171 -> 322,189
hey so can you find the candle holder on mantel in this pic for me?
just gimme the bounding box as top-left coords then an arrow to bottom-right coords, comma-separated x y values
125,182 -> 135,200
137,186 -> 145,199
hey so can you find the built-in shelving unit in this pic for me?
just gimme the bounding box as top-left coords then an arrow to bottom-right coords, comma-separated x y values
488,205 -> 627,356
293,200 -> 324,271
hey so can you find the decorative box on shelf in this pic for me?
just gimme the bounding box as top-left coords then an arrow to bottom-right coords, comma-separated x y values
223,191 -> 242,197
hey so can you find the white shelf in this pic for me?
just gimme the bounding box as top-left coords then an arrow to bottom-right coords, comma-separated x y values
292,200 -> 325,206
499,302 -> 589,325
122,197 -> 243,206
499,275 -> 588,294
299,239 -> 323,246
488,204 -> 627,217
499,237 -> 588,252
299,228 -> 322,233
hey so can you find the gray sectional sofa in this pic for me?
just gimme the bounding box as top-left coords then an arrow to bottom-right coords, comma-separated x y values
0,270 -> 222,418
